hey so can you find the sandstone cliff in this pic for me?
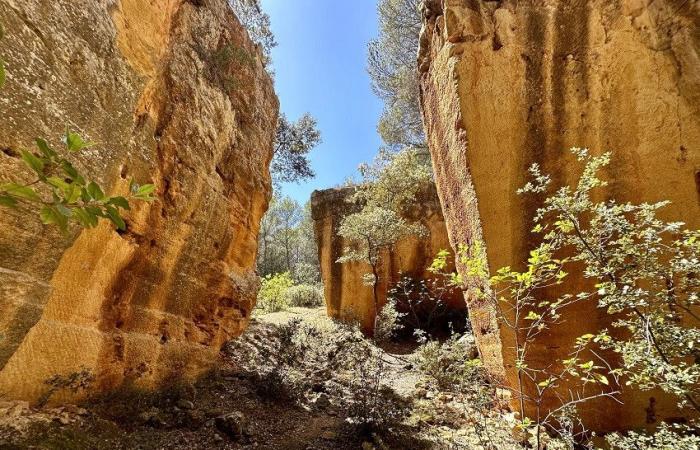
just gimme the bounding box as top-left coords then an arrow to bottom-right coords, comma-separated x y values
419,0 -> 700,432
311,185 -> 466,335
0,0 -> 278,402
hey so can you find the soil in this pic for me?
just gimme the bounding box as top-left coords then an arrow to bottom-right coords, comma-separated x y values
0,308 -> 434,450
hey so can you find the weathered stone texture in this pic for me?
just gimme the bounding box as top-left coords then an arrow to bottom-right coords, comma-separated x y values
0,0 -> 278,402
419,0 -> 699,432
311,185 -> 466,334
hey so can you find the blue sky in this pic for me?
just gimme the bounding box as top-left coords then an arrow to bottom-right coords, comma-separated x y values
260,0 -> 383,203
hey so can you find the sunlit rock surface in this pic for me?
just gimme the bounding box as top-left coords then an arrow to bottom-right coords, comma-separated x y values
0,0 -> 278,402
311,185 -> 466,335
419,0 -> 700,432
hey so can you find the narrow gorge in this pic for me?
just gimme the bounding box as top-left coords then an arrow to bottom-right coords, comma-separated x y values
0,0 -> 698,449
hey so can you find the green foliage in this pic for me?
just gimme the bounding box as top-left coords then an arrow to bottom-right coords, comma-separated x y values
448,147 -> 700,446
0,131 -> 155,234
338,148 -> 432,325
272,113 -> 322,185
373,299 -> 405,343
606,423 -> 700,450
338,206 -> 423,269
388,269 -> 457,334
368,0 -> 424,150
351,148 -> 432,210
414,333 -> 481,393
285,283 -> 324,308
515,148 -> 700,415
257,272 -> 295,313
228,0 -> 276,66
257,196 -> 320,281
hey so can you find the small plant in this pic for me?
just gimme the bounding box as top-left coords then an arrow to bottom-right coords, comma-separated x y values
0,130 -> 155,233
345,344 -> 409,436
606,423 -> 700,450
373,299 -> 404,343
414,333 -> 480,393
256,272 -> 294,313
285,283 -> 324,308
36,367 -> 95,407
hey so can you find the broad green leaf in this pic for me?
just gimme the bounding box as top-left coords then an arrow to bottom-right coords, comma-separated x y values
40,206 -> 68,232
56,203 -> 73,217
107,196 -> 130,210
20,150 -> 45,174
35,138 -> 57,159
105,205 -> 126,230
86,206 -> 105,218
87,181 -> 105,201
73,207 -> 98,228
0,194 -> 17,208
64,130 -> 92,152
66,184 -> 81,204
47,176 -> 70,192
0,183 -> 41,202
136,184 -> 155,196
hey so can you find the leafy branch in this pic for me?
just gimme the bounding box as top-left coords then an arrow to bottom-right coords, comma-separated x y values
0,130 -> 155,233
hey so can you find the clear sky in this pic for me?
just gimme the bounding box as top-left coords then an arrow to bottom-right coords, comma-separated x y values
260,0 -> 384,204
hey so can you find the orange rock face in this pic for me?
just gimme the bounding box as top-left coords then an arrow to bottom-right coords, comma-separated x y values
311,185 -> 466,335
419,0 -> 699,432
0,0 -> 278,402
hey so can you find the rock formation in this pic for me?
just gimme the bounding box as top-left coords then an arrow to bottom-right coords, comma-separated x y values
418,0 -> 700,432
0,0 -> 278,402
311,185 -> 466,334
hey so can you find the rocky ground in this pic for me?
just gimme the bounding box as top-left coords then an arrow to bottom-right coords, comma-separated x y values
0,308 -> 514,450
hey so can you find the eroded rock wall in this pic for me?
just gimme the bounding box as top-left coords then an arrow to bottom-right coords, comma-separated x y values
0,0 -> 278,402
311,185 -> 465,334
419,0 -> 700,432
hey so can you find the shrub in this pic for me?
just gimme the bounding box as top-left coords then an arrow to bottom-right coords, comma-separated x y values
257,272 -> 294,313
285,283 -> 324,308
414,333 -> 480,393
374,299 -> 404,343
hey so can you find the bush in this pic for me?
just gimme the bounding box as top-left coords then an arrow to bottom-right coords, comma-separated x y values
374,299 -> 404,343
414,333 -> 480,393
257,272 -> 294,313
285,283 -> 324,308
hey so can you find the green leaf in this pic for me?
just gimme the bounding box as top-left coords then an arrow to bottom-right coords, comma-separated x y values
56,203 -> 73,217
66,184 -> 81,204
594,373 -> 609,386
35,138 -> 57,159
40,206 -> 68,232
64,130 -> 92,152
0,183 -> 41,202
136,184 -> 155,196
87,182 -> 105,201
105,205 -> 126,231
47,176 -> 71,192
0,194 -> 17,208
73,207 -> 98,228
107,196 -> 130,210
20,150 -> 45,174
